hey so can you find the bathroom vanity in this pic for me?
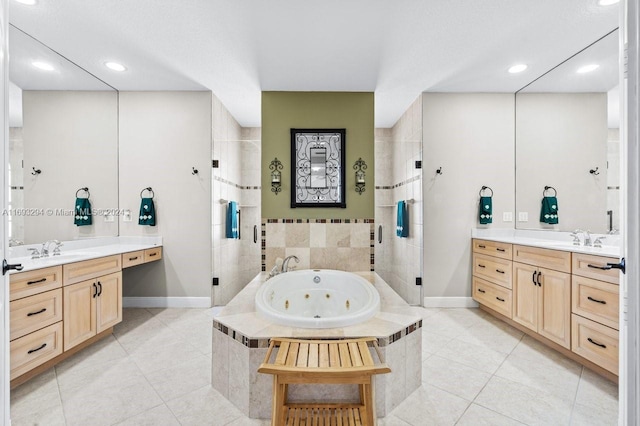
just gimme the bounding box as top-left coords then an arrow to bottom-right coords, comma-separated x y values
8,238 -> 162,387
471,231 -> 620,381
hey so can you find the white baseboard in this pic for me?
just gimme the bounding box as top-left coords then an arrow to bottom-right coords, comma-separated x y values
423,297 -> 479,308
123,297 -> 211,308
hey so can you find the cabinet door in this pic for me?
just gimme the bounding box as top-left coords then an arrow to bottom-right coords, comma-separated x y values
512,262 -> 538,332
97,272 -> 122,333
63,279 -> 97,351
538,267 -> 571,349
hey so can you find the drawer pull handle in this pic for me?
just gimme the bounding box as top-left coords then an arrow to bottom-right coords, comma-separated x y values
496,248 -> 506,252
28,343 -> 47,354
92,283 -> 97,298
478,264 -> 486,268
478,289 -> 486,293
532,271 -> 537,285
496,269 -> 505,274
536,271 -> 542,287
27,278 -> 47,285
149,253 -> 157,257
587,338 -> 607,349
478,244 -> 486,248
496,297 -> 505,302
27,308 -> 47,317
97,281 -> 103,297
588,264 -> 611,271
587,296 -> 606,304
129,256 -> 138,261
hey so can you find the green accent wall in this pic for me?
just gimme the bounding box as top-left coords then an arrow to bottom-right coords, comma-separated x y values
261,91 -> 374,219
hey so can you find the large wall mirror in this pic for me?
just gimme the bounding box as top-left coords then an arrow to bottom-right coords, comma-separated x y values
515,28 -> 619,234
9,25 -> 119,245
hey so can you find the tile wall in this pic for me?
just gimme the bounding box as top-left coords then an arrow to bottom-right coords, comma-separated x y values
375,96 -> 423,305
263,219 -> 374,273
212,94 -> 262,305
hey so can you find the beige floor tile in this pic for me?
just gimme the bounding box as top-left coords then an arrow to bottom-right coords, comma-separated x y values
62,375 -> 163,426
422,355 -> 491,401
475,376 -> 573,425
114,317 -> 183,354
455,322 -> 523,354
378,415 -> 412,425
225,417 -> 272,426
129,339 -> 204,375
145,353 -> 211,402
570,402 -> 619,426
434,338 -> 508,374
10,368 -> 61,419
11,404 -> 66,426
115,403 -> 181,426
56,357 -> 145,394
456,403 -> 525,425
421,330 -> 455,359
420,313 -> 474,337
166,385 -> 244,426
391,385 -> 470,425
574,368 -> 619,414
54,334 -> 128,375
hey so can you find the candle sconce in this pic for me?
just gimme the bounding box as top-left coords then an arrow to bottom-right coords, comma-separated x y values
354,157 -> 367,195
270,157 -> 283,195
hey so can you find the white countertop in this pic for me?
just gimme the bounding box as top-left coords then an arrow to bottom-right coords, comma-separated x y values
471,228 -> 621,258
8,236 -> 163,273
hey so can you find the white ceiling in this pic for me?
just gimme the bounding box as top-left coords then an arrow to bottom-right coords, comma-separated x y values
9,0 -> 620,127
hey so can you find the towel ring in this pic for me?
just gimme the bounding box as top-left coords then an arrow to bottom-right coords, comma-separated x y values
479,186 -> 493,197
76,187 -> 90,198
543,186 -> 557,197
140,187 -> 154,199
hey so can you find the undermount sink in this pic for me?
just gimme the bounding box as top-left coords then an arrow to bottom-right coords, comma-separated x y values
35,252 -> 101,263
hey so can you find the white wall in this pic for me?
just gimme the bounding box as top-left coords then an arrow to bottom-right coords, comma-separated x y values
515,93 -> 608,233
119,91 -> 212,300
22,91 -> 119,244
422,93 -> 515,300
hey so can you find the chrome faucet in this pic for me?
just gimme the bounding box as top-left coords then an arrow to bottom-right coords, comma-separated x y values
584,230 -> 592,247
571,229 -> 592,247
41,240 -> 62,257
281,255 -> 299,273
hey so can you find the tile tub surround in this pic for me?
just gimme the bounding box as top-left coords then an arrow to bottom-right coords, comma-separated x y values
262,219 -> 375,272
211,271 -> 423,419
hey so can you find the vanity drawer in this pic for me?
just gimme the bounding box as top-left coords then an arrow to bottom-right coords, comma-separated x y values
472,277 -> 512,318
513,245 -> 571,273
10,266 -> 63,301
572,275 -> 619,330
473,253 -> 512,289
572,253 -> 620,285
10,288 -> 63,341
473,239 -> 512,260
122,251 -> 144,268
63,255 -> 122,286
10,321 -> 63,380
572,314 -> 618,375
144,247 -> 162,263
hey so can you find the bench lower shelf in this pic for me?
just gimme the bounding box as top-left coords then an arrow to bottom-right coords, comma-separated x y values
284,404 -> 366,426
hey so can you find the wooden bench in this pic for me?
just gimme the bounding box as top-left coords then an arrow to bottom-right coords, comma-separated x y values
258,337 -> 391,425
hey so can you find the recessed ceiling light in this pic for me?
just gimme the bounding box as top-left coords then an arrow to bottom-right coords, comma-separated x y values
32,61 -> 54,71
577,64 -> 600,74
508,64 -> 528,74
598,0 -> 619,6
105,61 -> 127,72
15,0 -> 38,5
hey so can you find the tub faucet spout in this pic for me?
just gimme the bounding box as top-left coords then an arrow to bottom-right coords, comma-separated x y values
281,255 -> 299,273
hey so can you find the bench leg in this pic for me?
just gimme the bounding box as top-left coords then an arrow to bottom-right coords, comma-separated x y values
272,376 -> 287,425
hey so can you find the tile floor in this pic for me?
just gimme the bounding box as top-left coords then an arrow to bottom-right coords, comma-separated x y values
10,307 -> 618,425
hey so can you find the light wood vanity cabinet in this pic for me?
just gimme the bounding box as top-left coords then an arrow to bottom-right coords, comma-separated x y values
472,239 -> 513,317
9,245 -> 161,386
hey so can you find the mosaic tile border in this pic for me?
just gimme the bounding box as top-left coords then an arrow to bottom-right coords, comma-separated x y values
213,175 -> 261,190
375,174 -> 421,190
260,218 -> 376,272
212,319 -> 423,349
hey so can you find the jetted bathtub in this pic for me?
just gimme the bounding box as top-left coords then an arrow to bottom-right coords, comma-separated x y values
255,269 -> 380,328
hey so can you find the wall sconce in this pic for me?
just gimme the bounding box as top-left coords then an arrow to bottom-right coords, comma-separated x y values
270,157 -> 283,195
354,157 -> 367,195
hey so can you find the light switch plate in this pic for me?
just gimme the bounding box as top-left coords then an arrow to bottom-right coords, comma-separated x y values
503,212 -> 513,222
123,209 -> 132,222
518,212 -> 529,222
104,214 -> 114,223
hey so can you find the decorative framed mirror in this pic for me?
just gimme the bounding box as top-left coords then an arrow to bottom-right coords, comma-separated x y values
290,128 -> 346,208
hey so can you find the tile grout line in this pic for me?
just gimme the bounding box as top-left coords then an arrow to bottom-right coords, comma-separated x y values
567,366 -> 586,425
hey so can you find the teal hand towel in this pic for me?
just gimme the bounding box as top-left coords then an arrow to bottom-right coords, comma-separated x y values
139,198 -> 156,226
479,196 -> 493,224
226,201 -> 239,239
74,198 -> 92,226
396,200 -> 409,238
540,196 -> 559,224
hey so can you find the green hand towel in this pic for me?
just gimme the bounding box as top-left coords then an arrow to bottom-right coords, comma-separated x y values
479,196 -> 492,224
74,197 -> 92,226
139,197 -> 156,226
540,196 -> 559,224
